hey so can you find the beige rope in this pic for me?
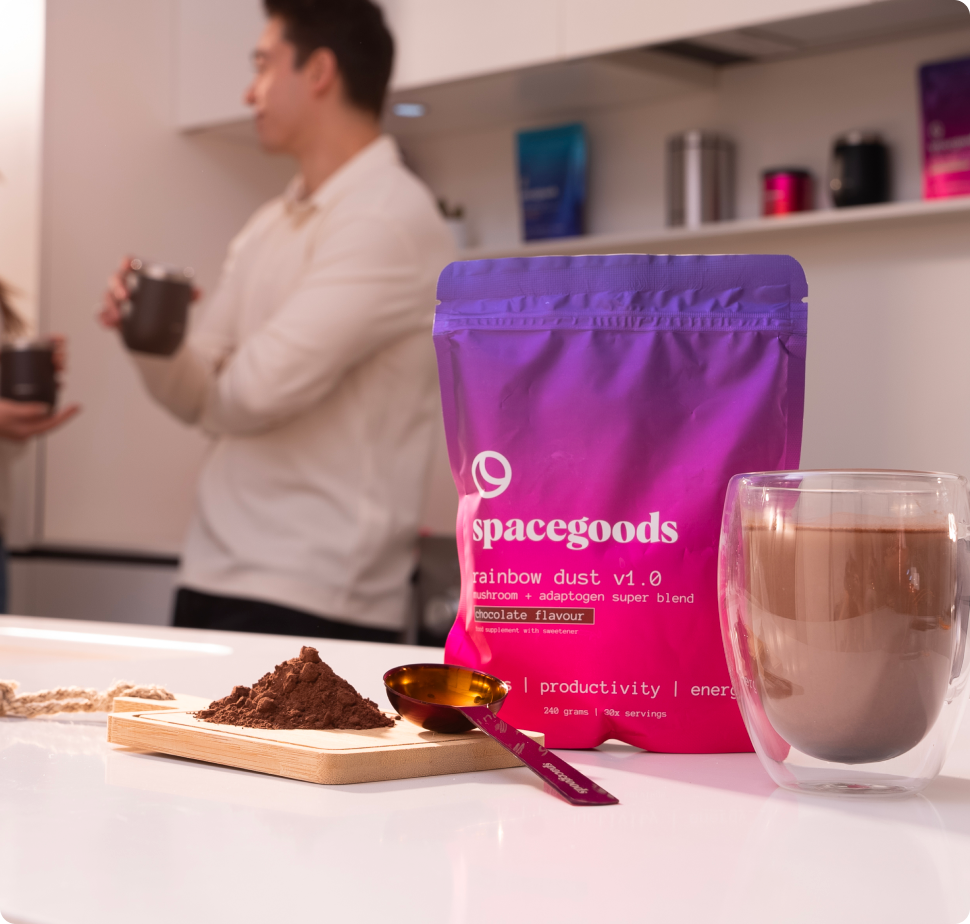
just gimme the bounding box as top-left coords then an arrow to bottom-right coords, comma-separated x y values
0,679 -> 174,718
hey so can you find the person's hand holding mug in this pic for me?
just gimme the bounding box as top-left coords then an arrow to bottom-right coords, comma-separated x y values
99,256 -> 199,354
0,399 -> 79,442
98,255 -> 136,331
0,331 -> 79,441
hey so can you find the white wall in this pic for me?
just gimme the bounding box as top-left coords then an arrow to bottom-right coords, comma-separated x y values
793,215 -> 970,475
402,26 -> 970,480
0,0 -> 45,326
176,0 -> 264,130
175,0 -> 401,129
0,1 -> 45,548
40,0 -> 295,553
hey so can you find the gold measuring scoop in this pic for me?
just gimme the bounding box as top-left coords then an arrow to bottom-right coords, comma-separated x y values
384,663 -> 619,806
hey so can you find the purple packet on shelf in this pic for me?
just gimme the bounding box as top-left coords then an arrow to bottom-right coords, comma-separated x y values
433,254 -> 808,751
920,55 -> 970,200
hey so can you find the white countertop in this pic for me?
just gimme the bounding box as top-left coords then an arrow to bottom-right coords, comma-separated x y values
3,615 -> 970,924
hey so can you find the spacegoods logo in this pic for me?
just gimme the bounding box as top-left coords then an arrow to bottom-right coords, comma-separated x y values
470,450 -> 678,551
471,451 -> 512,498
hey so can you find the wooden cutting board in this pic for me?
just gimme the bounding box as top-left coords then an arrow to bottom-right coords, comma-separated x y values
112,693 -> 212,713
107,700 -> 544,785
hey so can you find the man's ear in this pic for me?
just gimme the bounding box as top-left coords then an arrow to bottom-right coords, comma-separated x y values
304,47 -> 339,98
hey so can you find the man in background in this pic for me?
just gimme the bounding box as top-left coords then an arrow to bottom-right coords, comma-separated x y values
100,0 -> 454,641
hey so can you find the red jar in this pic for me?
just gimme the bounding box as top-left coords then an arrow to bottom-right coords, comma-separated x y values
763,169 -> 813,216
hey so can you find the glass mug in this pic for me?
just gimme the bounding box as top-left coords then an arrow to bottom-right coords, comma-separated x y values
718,471 -> 970,795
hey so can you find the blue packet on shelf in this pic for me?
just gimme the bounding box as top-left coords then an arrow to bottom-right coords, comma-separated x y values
516,123 -> 587,241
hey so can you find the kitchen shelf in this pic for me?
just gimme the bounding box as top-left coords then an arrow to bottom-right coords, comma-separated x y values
463,195 -> 970,260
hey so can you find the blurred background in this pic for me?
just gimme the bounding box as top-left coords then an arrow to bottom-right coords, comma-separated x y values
1,0 -> 969,643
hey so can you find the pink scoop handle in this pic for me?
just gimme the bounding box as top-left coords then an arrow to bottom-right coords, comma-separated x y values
459,705 -> 619,806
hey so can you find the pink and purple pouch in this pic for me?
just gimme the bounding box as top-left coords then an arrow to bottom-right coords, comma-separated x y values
433,254 -> 807,751
921,55 -> 970,200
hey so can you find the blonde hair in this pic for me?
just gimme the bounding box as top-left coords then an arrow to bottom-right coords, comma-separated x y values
0,279 -> 25,340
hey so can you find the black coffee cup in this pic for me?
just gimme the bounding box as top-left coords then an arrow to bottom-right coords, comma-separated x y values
121,258 -> 194,356
0,340 -> 57,405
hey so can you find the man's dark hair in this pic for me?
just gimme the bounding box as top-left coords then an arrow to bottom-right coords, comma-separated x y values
263,0 -> 394,116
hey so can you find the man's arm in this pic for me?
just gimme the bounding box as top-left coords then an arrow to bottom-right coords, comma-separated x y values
198,213 -> 430,436
101,208 -> 435,436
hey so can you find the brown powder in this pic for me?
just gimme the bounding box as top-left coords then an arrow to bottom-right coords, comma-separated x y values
196,646 -> 395,731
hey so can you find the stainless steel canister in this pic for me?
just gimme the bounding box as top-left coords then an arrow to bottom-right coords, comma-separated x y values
666,131 -> 735,227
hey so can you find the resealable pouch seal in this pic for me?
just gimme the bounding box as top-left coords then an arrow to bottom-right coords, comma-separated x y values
434,254 -> 808,751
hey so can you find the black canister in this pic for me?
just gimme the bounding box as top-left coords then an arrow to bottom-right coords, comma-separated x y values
0,340 -> 57,405
829,131 -> 890,207
122,259 -> 194,356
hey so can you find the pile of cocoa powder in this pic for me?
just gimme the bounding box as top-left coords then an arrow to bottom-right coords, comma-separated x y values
196,646 -> 395,731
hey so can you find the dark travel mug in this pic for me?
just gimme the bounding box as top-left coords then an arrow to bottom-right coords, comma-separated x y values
121,258 -> 194,356
0,340 -> 57,405
829,131 -> 890,208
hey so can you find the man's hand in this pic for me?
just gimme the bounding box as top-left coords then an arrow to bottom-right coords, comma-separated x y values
98,255 -> 134,330
0,400 -> 81,442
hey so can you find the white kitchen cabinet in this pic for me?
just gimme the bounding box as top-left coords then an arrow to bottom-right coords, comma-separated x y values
385,0 -> 560,90
176,0 -> 264,130
283,0 -> 910,96
175,0 -> 561,126
174,0 -> 912,130
559,0 -> 889,59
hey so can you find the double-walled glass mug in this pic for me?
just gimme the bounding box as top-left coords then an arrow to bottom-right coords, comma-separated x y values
718,471 -> 970,795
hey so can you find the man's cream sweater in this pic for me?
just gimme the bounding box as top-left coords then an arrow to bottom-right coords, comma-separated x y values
134,136 -> 455,630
